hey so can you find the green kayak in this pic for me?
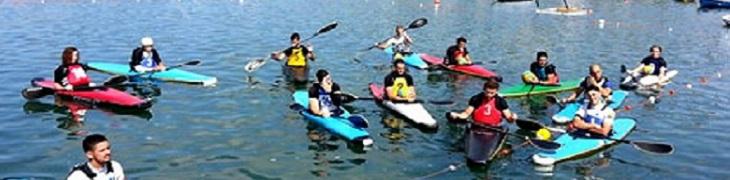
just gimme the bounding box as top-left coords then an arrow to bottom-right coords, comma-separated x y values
499,79 -> 581,98
87,62 -> 217,86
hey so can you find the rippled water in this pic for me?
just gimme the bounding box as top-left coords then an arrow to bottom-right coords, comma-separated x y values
1,0 -> 729,179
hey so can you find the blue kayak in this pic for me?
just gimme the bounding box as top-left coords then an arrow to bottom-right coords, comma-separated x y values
700,0 -> 730,8
552,90 -> 629,123
292,91 -> 373,146
87,62 -> 217,86
384,47 -> 429,69
532,118 -> 636,166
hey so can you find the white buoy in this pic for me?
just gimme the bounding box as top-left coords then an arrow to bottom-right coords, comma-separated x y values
686,83 -> 693,89
668,27 -> 673,32
718,72 -> 722,78
648,96 -> 656,104
598,19 -> 605,29
448,165 -> 457,171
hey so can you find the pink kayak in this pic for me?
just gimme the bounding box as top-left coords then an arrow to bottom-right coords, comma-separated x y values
31,78 -> 152,109
420,54 -> 502,81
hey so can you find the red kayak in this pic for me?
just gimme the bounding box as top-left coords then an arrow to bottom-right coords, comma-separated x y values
30,78 -> 152,109
420,54 -> 502,81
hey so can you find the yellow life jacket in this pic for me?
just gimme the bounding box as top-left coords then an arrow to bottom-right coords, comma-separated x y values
287,47 -> 307,67
392,77 -> 411,98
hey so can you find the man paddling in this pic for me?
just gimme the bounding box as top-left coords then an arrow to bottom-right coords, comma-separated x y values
54,47 -> 93,90
376,25 -> 413,60
384,59 -> 417,102
522,51 -> 559,85
562,64 -> 613,103
272,33 -> 316,82
448,80 -> 518,126
444,37 -> 472,65
67,134 -> 125,180
308,69 -> 343,117
568,89 -> 615,136
129,37 -> 167,72
627,45 -> 669,83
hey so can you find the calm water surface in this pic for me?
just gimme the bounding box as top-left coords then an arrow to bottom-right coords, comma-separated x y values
1,0 -> 729,179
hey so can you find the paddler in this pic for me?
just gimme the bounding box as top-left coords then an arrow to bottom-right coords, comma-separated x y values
522,51 -> 559,85
568,89 -> 615,136
129,37 -> 166,72
628,45 -> 668,82
448,80 -> 518,126
66,134 -> 125,180
444,37 -> 472,65
562,64 -> 613,103
376,25 -> 413,61
54,47 -> 93,90
271,32 -> 316,67
384,59 -> 417,102
308,69 -> 343,117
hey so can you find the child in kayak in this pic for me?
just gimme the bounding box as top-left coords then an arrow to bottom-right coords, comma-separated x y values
129,37 -> 167,72
308,69 -> 342,117
271,32 -> 316,67
384,59 -> 417,102
54,47 -> 93,90
562,64 -> 613,103
376,25 -> 413,61
66,134 -> 125,180
568,89 -> 615,136
444,37 -> 472,65
448,80 -> 518,126
522,51 -> 559,85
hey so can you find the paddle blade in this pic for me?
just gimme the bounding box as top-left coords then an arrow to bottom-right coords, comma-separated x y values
516,119 -> 544,131
631,141 -> 674,155
428,100 -> 454,105
103,75 -> 128,86
184,60 -> 201,66
337,93 -> 358,104
545,95 -> 559,104
289,103 -> 306,112
348,114 -> 369,128
21,87 -> 51,100
529,138 -> 561,150
315,21 -> 338,35
620,64 -> 627,73
244,58 -> 267,73
407,17 -> 428,30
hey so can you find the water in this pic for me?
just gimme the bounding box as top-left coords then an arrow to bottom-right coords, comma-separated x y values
1,0 -> 729,179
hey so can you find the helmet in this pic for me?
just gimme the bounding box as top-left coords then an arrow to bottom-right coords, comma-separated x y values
140,37 -> 154,46
536,128 -> 552,140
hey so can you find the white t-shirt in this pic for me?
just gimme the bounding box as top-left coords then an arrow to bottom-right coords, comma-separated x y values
383,35 -> 410,52
67,160 -> 124,180
576,103 -> 614,127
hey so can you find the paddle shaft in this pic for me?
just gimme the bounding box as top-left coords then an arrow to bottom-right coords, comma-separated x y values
470,123 -> 559,149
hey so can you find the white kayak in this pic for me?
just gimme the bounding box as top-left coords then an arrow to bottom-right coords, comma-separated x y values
368,83 -> 438,129
723,14 -> 730,26
536,7 -> 592,16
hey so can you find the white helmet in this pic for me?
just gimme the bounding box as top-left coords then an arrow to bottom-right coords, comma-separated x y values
140,37 -> 154,46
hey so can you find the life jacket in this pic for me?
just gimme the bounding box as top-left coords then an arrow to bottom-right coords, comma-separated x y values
66,64 -> 91,86
140,51 -> 157,68
582,76 -> 608,93
67,161 -> 114,179
580,104 -> 609,127
286,46 -> 307,67
391,76 -> 411,98
472,97 -> 503,127
389,36 -> 409,53
316,86 -> 338,114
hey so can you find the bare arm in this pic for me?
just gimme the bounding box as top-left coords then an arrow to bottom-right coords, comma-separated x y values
452,106 -> 475,120
501,109 -> 517,123
308,98 -> 327,117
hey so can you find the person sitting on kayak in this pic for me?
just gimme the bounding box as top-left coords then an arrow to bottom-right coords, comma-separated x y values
271,32 -> 316,67
376,25 -> 413,60
67,134 -> 125,180
54,47 -> 93,90
628,45 -> 668,81
308,69 -> 343,117
384,59 -> 417,102
562,64 -> 613,103
129,37 -> 166,72
522,51 -> 559,85
444,37 -> 472,65
448,80 -> 518,126
568,89 -> 615,136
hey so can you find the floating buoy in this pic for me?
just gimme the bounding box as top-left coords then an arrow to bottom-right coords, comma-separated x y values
669,90 -> 676,96
648,96 -> 656,104
434,0 -> 441,4
598,19 -> 605,29
700,77 -> 708,84
624,105 -> 632,111
448,165 -> 457,171
686,83 -> 693,89
718,72 -> 722,78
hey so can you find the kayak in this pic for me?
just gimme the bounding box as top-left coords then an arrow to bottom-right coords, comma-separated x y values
535,7 -> 592,16
383,47 -> 429,69
532,118 -> 636,166
552,90 -> 629,123
281,65 -> 309,83
465,124 -> 508,165
29,78 -> 152,109
292,91 -> 373,146
86,62 -> 217,86
498,79 -> 581,98
368,83 -> 438,128
700,0 -> 730,8
420,54 -> 501,80
619,70 -> 679,91
724,14 -> 730,26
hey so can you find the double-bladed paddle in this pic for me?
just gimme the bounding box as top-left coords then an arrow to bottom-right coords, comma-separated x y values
244,21 -> 338,73
336,92 -> 454,105
443,112 -> 561,150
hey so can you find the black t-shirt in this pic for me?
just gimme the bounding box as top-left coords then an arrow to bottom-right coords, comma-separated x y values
640,56 -> 667,75
383,71 -> 414,87
54,63 -> 88,85
579,76 -> 612,93
529,62 -> 557,81
129,47 -> 162,71
308,83 -> 342,106
445,45 -> 469,65
283,46 -> 311,58
468,92 -> 509,111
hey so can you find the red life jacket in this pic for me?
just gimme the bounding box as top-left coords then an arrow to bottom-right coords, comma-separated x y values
66,64 -> 90,86
472,97 -> 503,126
453,49 -> 466,59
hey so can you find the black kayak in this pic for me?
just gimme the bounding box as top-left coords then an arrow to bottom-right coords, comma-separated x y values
465,124 -> 508,165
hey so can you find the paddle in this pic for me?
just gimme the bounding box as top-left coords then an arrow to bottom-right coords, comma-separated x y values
336,92 -> 454,105
244,21 -> 338,73
288,103 -> 369,129
515,118 -> 674,155
360,17 -> 428,52
444,112 -> 561,150
103,60 -> 201,84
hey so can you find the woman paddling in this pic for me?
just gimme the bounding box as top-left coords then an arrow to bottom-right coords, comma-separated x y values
54,47 -> 92,90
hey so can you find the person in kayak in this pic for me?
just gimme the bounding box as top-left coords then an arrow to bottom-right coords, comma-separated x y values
522,51 -> 559,85
376,25 -> 413,60
271,32 -> 316,67
54,47 -> 93,90
444,37 -> 472,65
568,89 -> 615,136
129,37 -> 166,72
448,80 -> 518,126
67,134 -> 125,180
384,59 -> 417,102
308,69 -> 343,117
562,64 -> 613,103
628,45 -> 668,82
